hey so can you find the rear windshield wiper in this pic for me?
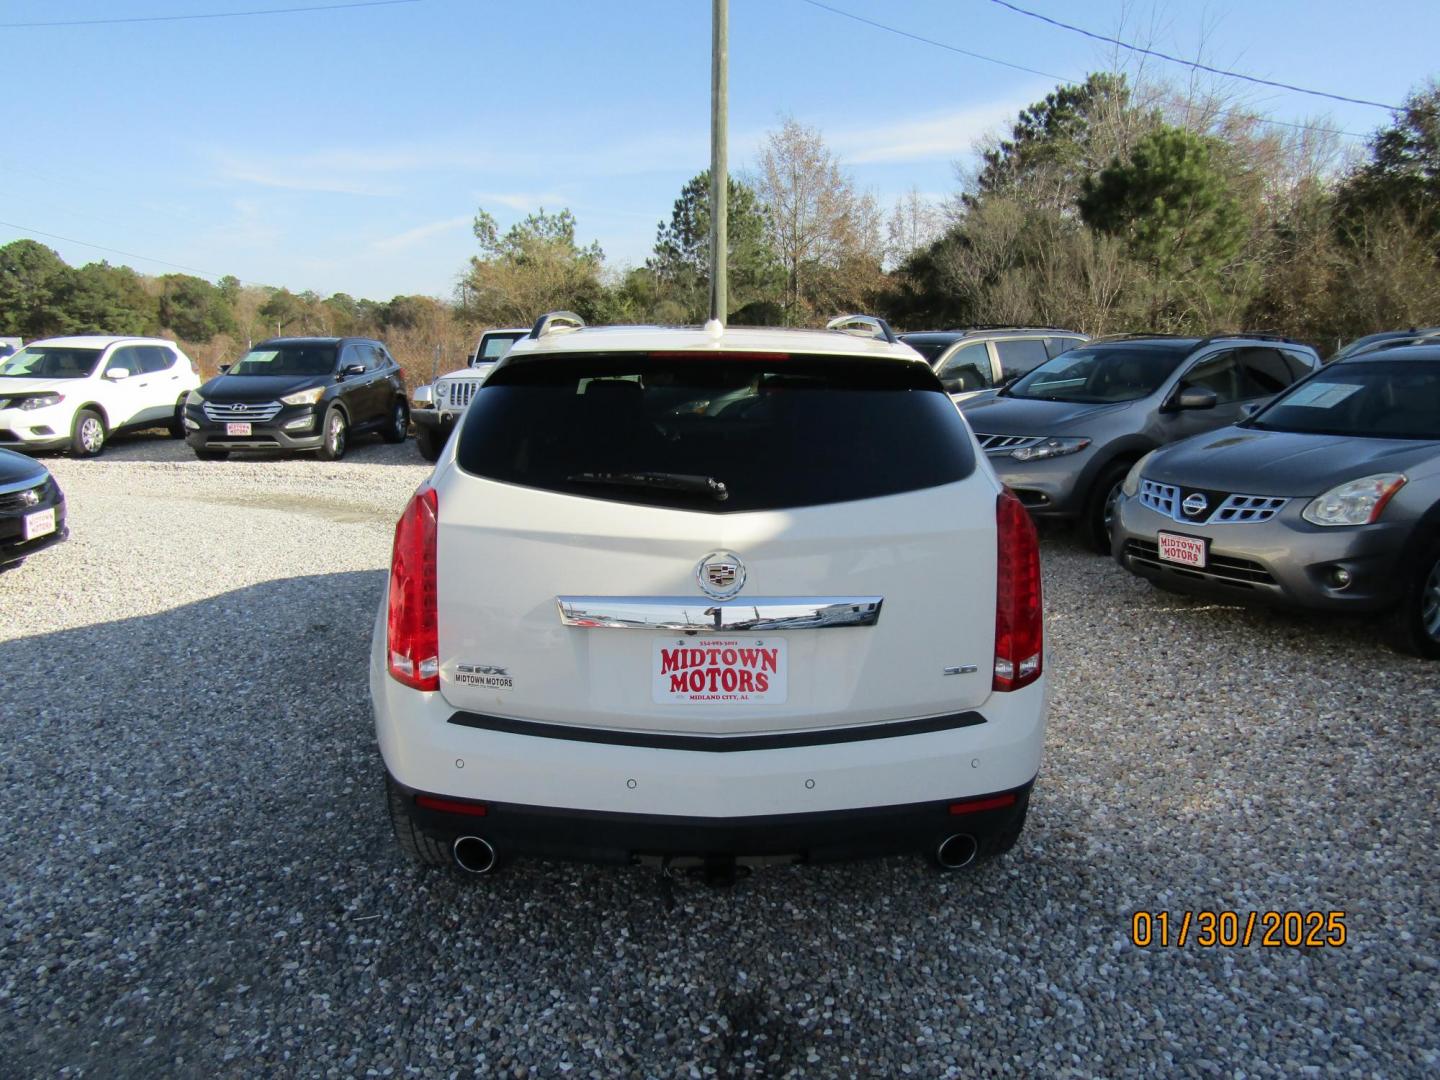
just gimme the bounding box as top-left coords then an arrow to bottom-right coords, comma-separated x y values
565,471 -> 730,502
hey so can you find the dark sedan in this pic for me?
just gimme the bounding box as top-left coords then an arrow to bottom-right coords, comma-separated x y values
0,448 -> 67,570
1113,347 -> 1440,658
183,337 -> 408,461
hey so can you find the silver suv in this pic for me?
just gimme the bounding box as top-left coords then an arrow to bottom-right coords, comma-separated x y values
900,328 -> 1088,400
958,334 -> 1321,551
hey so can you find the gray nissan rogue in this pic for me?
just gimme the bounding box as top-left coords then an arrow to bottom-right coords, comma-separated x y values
1113,346 -> 1440,658
957,334 -> 1320,550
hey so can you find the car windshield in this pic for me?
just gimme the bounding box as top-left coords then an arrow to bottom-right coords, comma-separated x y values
898,337 -> 958,365
456,352 -> 976,512
0,346 -> 104,379
227,345 -> 337,376
477,334 -> 524,361
1007,344 -> 1191,403
1248,360 -> 1440,440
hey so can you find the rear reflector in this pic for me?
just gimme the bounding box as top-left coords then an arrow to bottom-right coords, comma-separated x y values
415,794 -> 488,817
387,486 -> 440,691
948,793 -> 1018,815
993,489 -> 1044,691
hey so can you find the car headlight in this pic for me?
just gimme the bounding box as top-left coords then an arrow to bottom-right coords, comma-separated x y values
1121,450 -> 1157,497
1302,473 -> 1407,526
185,389 -> 205,406
19,392 -> 63,411
280,386 -> 326,406
1010,436 -> 1091,462
413,385 -> 433,407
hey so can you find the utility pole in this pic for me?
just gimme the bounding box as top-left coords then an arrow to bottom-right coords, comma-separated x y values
709,0 -> 728,327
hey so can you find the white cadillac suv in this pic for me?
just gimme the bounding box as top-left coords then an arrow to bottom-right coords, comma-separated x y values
371,314 -> 1048,877
0,336 -> 201,456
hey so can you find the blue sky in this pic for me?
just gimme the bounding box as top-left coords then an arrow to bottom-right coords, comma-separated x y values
2,0 -> 1436,301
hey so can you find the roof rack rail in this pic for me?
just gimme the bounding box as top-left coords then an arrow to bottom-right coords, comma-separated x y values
1193,331 -> 1302,347
529,311 -> 586,339
826,314 -> 898,344
1087,332 -> 1188,343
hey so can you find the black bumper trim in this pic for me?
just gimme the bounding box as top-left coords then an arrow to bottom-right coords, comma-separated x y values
447,709 -> 986,751
395,774 -> 1035,864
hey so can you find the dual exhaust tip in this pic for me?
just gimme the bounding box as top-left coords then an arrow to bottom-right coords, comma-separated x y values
935,833 -> 978,870
452,835 -> 498,875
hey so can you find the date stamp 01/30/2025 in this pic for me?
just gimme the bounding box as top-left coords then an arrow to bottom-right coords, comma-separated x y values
1131,911 -> 1348,949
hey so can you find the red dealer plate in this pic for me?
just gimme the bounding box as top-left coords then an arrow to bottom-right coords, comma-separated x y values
1157,531 -> 1207,568
652,637 -> 788,705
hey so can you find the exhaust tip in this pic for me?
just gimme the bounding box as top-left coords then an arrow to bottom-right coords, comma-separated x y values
936,833 -> 978,870
452,835 -> 497,875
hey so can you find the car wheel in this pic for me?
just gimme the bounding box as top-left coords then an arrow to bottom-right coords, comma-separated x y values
415,425 -> 444,463
1388,540 -> 1440,660
1081,462 -> 1131,555
194,449 -> 229,461
319,406 -> 348,461
70,409 -> 106,457
385,773 -> 452,868
169,398 -> 187,438
381,401 -> 408,444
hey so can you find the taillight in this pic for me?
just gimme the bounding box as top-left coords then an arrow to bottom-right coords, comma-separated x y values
993,490 -> 1043,691
387,486 -> 439,690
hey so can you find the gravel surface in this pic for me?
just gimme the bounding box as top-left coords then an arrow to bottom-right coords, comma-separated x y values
2,434 -> 1437,1078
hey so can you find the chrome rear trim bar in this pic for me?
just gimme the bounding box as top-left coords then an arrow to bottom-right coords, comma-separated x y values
556,595 -> 883,632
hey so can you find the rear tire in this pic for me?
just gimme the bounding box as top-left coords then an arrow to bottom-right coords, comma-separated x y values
386,774 -> 451,868
1387,539 -> 1440,659
1081,462 -> 1132,555
415,425 -> 444,463
70,408 -> 106,457
381,401 -> 408,444
194,449 -> 228,461
318,406 -> 348,461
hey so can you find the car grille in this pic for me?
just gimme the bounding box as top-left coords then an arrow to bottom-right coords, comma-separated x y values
1124,539 -> 1277,587
974,433 -> 1044,455
0,479 -> 47,512
1139,480 -> 1289,525
203,400 -> 282,423
444,379 -> 484,409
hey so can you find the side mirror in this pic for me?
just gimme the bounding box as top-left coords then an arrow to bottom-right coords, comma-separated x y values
339,363 -> 366,378
218,363 -> 231,374
1239,402 -> 1262,420
104,367 -> 131,381
1172,386 -> 1218,411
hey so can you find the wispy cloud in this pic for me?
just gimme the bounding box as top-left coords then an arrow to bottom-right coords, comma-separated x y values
828,100 -> 1028,164
372,214 -> 472,253
473,191 -> 569,212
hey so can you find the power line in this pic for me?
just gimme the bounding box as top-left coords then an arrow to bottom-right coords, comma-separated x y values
796,0 -> 1368,139
0,0 -> 419,30
0,218 -> 266,287
986,0 -> 1402,112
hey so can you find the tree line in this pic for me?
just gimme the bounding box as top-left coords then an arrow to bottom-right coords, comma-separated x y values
3,73 -> 1437,376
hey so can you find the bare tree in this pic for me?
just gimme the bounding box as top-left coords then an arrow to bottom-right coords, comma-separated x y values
755,118 -> 883,322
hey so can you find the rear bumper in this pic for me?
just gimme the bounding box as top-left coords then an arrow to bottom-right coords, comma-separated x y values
392,771 -> 1034,865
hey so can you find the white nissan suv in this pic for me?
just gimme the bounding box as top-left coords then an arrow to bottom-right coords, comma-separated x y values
371,313 -> 1048,878
0,336 -> 201,456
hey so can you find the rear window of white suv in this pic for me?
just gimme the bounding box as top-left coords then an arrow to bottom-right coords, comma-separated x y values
454,352 -> 977,512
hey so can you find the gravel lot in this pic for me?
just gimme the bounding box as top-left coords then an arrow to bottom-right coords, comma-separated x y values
2,433 -> 1437,1078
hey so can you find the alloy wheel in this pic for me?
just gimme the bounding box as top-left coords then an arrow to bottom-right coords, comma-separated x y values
80,417 -> 104,453
1422,557 -> 1440,642
329,414 -> 346,456
394,405 -> 406,439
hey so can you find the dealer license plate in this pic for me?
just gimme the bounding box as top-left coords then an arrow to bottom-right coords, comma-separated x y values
23,507 -> 55,540
652,637 -> 788,705
226,422 -> 252,436
1157,532 -> 1207,568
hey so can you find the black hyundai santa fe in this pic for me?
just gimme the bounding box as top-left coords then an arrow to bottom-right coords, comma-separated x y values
184,337 -> 408,461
